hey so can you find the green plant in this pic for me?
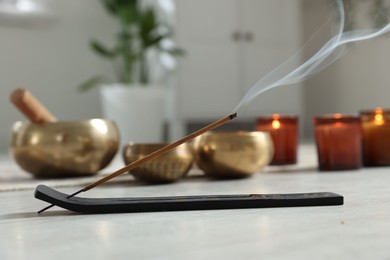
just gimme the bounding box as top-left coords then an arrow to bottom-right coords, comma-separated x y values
79,0 -> 184,92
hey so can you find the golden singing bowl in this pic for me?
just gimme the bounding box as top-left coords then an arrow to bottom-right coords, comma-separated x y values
9,119 -> 119,178
193,131 -> 274,178
123,143 -> 194,183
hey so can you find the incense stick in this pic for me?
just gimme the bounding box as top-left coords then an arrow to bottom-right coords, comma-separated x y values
38,113 -> 237,214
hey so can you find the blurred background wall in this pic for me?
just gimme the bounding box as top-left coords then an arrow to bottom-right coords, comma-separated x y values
1,0 -> 390,153
302,0 -> 390,137
0,0 -> 116,152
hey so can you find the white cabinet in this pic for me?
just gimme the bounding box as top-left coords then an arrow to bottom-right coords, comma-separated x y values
174,0 -> 304,120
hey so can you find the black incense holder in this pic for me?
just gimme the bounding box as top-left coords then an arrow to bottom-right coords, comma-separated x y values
34,185 -> 343,214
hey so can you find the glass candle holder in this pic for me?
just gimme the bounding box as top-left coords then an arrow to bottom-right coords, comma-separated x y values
314,114 -> 362,171
256,115 -> 298,165
360,108 -> 390,166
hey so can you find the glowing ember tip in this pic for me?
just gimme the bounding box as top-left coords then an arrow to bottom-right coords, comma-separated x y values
229,113 -> 238,119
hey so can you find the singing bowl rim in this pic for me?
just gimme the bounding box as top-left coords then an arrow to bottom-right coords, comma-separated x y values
11,118 -> 117,127
122,142 -> 191,152
122,142 -> 194,162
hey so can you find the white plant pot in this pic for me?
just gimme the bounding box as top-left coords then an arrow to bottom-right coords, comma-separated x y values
99,84 -> 166,145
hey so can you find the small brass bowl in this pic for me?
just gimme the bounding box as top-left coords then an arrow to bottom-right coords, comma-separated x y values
9,119 -> 119,178
193,131 -> 274,178
122,143 -> 194,183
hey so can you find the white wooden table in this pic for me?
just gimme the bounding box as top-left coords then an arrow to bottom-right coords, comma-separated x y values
1,145 -> 389,260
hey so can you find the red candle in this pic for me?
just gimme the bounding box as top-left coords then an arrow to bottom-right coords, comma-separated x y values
360,108 -> 390,166
314,114 -> 362,171
256,115 -> 298,165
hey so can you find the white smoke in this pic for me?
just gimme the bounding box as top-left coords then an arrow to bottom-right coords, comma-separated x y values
234,0 -> 390,112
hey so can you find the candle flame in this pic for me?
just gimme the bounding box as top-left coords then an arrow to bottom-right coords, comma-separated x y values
272,119 -> 281,129
374,113 -> 384,125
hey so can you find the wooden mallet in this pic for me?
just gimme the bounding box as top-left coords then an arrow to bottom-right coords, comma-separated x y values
10,88 -> 57,123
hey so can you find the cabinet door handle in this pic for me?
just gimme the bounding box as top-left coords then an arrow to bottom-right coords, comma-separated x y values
245,32 -> 254,42
232,31 -> 242,41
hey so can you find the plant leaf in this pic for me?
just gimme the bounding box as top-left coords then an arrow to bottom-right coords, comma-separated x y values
139,8 -> 156,32
118,30 -> 132,42
118,8 -> 139,26
139,8 -> 160,44
102,0 -> 138,17
158,46 -> 186,56
90,40 -> 118,59
78,75 -> 106,92
144,35 -> 165,48
167,48 -> 186,56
